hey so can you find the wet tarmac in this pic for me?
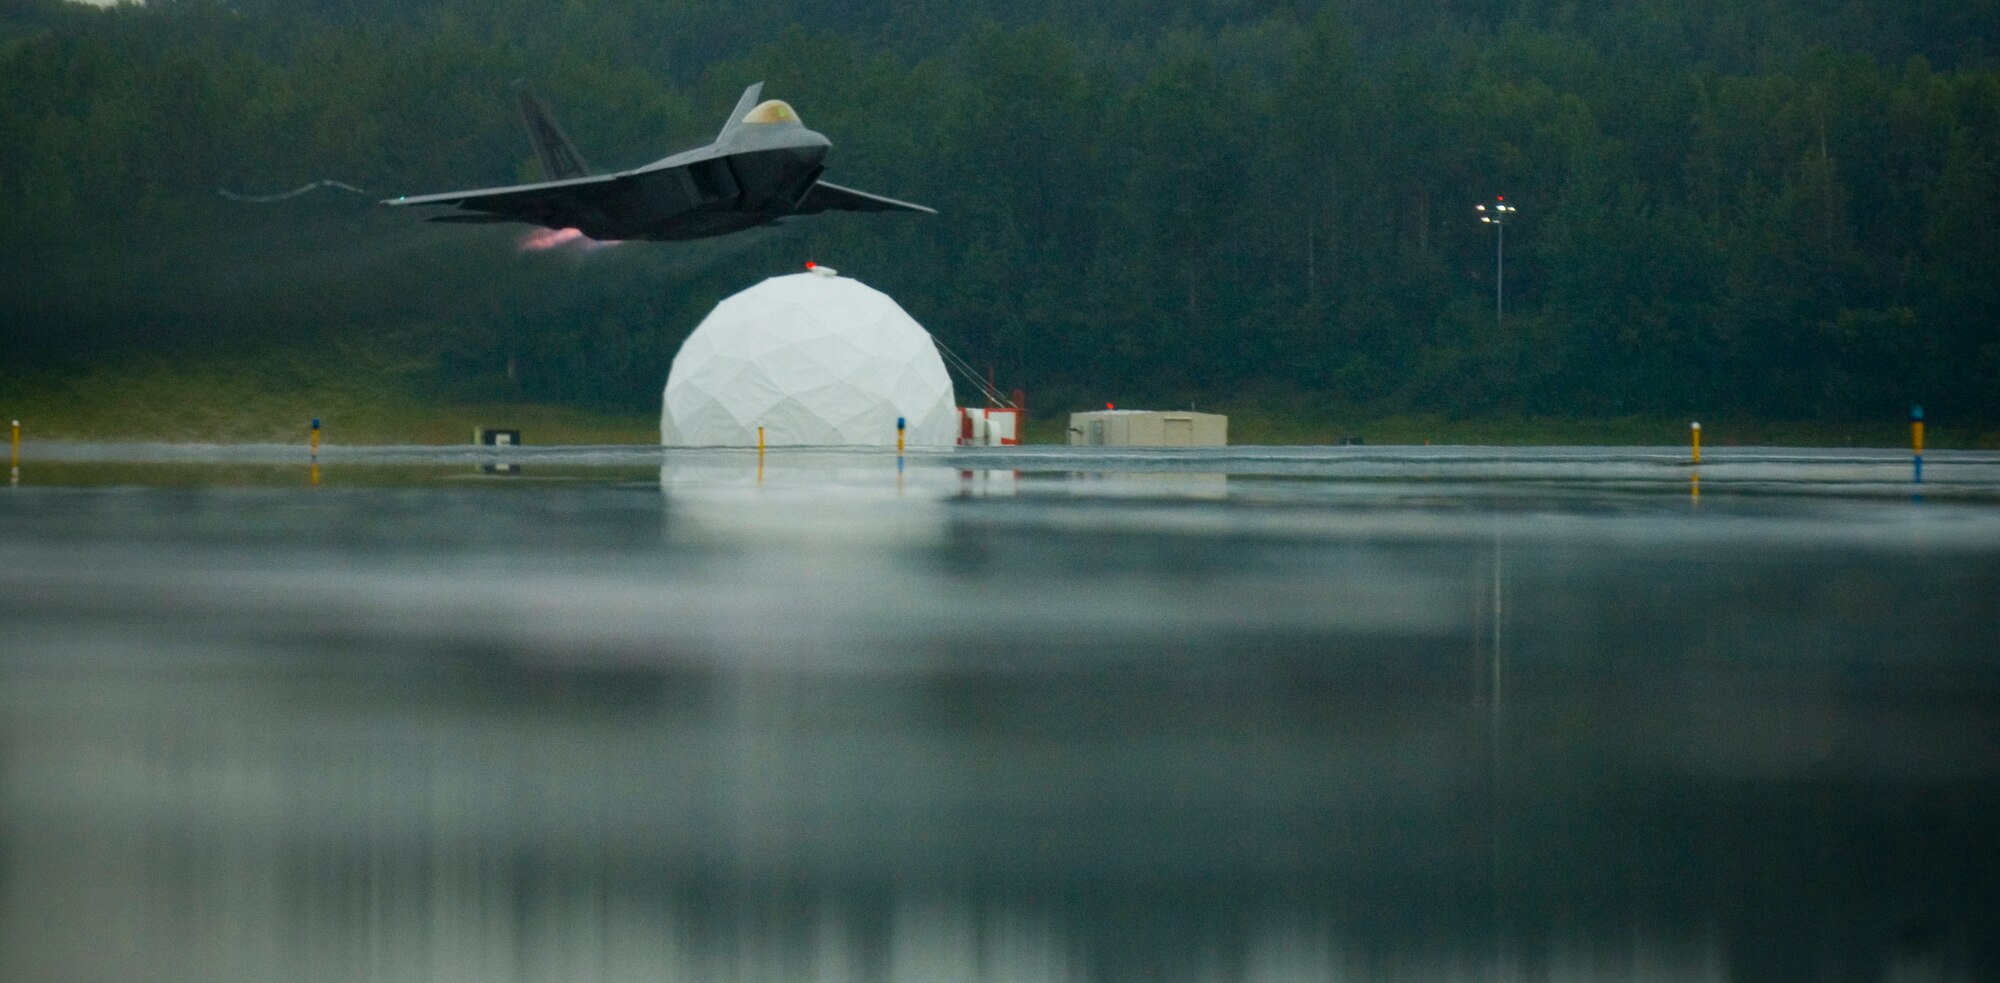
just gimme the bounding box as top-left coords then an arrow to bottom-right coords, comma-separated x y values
3,443 -> 1997,982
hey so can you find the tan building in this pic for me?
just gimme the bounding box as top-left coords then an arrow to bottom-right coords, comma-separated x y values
1067,410 -> 1228,447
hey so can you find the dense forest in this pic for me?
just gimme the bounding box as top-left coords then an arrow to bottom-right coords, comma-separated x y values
3,0 -> 1998,423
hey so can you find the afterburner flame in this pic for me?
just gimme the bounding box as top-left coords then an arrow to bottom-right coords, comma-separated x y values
521,227 -> 583,250
519,227 -> 621,252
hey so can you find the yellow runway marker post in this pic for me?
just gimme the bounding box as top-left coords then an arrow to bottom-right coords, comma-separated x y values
1690,421 -> 1701,500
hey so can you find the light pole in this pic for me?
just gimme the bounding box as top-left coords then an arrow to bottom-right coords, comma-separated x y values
1476,196 -> 1517,329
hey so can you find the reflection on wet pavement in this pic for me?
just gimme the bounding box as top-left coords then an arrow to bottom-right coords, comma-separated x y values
3,445 -> 1997,981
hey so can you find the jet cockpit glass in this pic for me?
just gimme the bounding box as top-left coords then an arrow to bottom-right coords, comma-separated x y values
743,100 -> 801,125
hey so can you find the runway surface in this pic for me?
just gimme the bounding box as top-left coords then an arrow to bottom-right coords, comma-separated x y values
3,443 -> 1997,981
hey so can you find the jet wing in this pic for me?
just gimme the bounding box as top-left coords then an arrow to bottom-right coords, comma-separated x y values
381,171 -> 625,215
794,180 -> 936,216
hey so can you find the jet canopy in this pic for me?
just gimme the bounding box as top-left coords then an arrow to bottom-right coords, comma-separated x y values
742,100 -> 801,125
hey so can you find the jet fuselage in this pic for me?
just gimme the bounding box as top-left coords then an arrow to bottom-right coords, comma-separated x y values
384,84 -> 927,242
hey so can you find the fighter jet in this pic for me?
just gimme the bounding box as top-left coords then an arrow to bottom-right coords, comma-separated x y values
384,81 -> 933,241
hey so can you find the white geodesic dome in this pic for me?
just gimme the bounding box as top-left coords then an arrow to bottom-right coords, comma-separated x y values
660,268 -> 958,447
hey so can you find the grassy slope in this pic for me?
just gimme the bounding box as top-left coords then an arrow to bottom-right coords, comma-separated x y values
8,362 -> 1994,448
3,360 -> 658,445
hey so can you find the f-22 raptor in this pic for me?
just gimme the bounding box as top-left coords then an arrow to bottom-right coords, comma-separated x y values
385,81 -> 933,241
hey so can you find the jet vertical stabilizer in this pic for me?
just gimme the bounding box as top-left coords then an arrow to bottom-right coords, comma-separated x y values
513,80 -> 590,180
714,82 -> 767,143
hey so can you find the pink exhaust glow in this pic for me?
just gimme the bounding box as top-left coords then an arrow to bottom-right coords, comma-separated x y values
519,227 -> 622,252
